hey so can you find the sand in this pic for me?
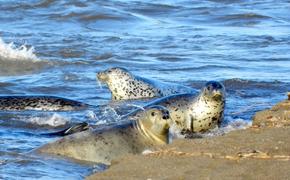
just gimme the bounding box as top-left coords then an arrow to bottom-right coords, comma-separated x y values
87,94 -> 290,180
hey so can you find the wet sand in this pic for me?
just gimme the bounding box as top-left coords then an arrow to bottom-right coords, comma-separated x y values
88,94 -> 290,180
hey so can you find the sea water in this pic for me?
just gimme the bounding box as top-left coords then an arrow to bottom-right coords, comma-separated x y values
0,0 -> 289,179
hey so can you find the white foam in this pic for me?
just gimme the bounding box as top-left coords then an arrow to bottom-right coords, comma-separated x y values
202,118 -> 252,137
27,113 -> 69,127
86,110 -> 98,120
168,118 -> 252,140
96,80 -> 103,90
0,37 -> 39,62
94,106 -> 122,125
142,149 -> 154,155
168,124 -> 186,142
125,104 -> 145,111
103,106 -> 121,120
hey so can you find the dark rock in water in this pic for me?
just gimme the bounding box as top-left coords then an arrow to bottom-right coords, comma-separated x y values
42,122 -> 90,137
253,93 -> 290,127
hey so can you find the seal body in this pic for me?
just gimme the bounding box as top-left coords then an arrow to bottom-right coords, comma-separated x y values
36,105 -> 170,164
97,67 -> 196,100
0,96 -> 88,111
146,81 -> 226,133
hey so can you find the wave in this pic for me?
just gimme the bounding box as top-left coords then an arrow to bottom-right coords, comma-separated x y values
27,113 -> 68,127
0,37 -> 39,62
223,78 -> 289,90
0,37 -> 52,76
186,78 -> 289,99
218,13 -> 271,21
159,65 -> 239,71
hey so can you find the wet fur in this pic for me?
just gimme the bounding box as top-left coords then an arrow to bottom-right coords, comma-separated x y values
0,96 -> 88,111
97,67 -> 196,100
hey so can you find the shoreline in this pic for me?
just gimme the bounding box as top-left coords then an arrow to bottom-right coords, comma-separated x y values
88,93 -> 290,179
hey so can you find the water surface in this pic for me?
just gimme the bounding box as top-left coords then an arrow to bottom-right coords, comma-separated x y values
0,0 -> 289,179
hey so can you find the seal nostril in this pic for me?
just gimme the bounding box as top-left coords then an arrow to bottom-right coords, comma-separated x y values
162,115 -> 169,120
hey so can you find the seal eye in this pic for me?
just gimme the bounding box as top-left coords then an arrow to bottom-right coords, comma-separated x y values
151,112 -> 156,116
207,86 -> 211,91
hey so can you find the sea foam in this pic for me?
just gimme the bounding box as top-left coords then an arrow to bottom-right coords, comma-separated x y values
0,37 -> 39,61
27,113 -> 69,127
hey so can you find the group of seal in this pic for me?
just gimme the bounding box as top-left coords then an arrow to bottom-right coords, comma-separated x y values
97,67 -> 226,133
1,66 -> 226,165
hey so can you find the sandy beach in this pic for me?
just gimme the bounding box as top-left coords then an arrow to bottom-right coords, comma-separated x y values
88,94 -> 290,179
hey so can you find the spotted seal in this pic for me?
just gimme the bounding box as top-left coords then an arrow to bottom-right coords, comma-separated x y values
35,105 -> 170,164
97,67 -> 197,100
146,81 -> 226,133
0,96 -> 89,111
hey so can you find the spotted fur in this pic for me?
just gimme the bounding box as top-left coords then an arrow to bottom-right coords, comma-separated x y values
97,67 -> 196,100
0,96 -> 88,111
145,81 -> 226,133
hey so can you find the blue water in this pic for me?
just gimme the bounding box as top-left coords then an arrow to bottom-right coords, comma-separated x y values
0,0 -> 289,179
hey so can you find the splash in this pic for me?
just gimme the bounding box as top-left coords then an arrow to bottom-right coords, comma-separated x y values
86,110 -> 98,120
97,106 -> 123,125
125,104 -> 145,111
0,37 -> 39,61
168,118 -> 252,141
96,80 -> 103,90
27,113 -> 69,127
202,118 -> 252,137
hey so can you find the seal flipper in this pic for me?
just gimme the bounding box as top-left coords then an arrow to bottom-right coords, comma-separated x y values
42,122 -> 89,137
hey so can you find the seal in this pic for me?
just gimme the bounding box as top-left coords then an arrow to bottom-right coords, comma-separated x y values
0,96 -> 89,111
35,105 -> 171,164
145,81 -> 226,133
97,67 -> 197,100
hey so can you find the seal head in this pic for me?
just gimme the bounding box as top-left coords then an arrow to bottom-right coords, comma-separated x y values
133,105 -> 171,144
202,81 -> 225,102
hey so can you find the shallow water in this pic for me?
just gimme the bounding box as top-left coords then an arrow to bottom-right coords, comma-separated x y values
0,0 -> 289,179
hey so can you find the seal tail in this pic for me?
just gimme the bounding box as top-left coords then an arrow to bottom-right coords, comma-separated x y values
42,122 -> 89,137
